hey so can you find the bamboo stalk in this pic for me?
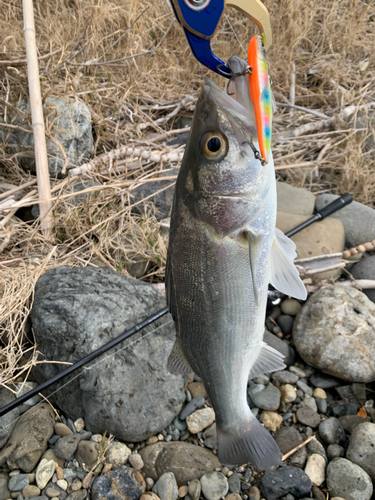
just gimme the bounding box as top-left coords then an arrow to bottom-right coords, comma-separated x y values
22,0 -> 53,238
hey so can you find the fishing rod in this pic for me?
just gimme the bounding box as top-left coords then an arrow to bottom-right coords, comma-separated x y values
0,307 -> 169,418
285,193 -> 353,237
0,193 -> 352,418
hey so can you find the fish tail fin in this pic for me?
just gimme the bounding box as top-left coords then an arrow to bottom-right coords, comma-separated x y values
217,417 -> 281,470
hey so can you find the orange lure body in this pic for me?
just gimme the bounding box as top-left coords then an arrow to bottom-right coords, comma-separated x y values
248,35 -> 272,164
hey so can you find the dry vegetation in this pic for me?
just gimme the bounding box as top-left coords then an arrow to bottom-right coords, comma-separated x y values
0,0 -> 374,388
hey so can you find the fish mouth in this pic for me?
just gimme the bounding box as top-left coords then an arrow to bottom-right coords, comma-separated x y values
202,79 -> 258,142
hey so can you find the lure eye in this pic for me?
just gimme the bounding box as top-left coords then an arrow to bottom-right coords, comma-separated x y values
200,132 -> 228,160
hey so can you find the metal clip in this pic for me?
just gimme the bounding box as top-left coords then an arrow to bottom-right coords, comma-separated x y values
171,0 -> 272,77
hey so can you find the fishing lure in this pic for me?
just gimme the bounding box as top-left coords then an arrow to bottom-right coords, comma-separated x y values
248,34 -> 272,164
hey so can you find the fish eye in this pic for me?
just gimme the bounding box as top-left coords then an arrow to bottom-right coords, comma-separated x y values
200,132 -> 228,160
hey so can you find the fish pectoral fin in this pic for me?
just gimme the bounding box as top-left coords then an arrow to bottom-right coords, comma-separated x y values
269,227 -> 307,300
167,336 -> 193,375
246,230 -> 260,305
248,342 -> 286,380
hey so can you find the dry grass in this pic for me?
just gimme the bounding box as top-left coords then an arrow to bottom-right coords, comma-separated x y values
0,0 -> 374,388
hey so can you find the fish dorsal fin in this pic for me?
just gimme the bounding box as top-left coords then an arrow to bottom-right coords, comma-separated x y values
269,227 -> 307,300
167,336 -> 193,375
248,342 -> 286,380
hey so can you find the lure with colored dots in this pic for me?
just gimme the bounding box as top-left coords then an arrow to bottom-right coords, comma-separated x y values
247,35 -> 272,164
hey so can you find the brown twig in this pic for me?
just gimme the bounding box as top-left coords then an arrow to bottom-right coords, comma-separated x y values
289,62 -> 295,117
280,102 -> 375,139
0,47 -> 62,66
0,179 -> 37,201
282,435 -> 316,461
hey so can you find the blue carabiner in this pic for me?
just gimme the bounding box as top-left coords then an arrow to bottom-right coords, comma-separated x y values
171,0 -> 232,78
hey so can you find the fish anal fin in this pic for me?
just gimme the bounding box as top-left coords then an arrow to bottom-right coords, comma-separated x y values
217,417 -> 282,469
167,337 -> 193,375
248,342 -> 286,380
269,227 -> 307,300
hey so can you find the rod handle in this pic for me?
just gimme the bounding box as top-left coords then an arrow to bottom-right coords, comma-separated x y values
317,193 -> 353,220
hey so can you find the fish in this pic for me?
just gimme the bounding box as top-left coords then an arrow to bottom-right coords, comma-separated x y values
165,56 -> 307,470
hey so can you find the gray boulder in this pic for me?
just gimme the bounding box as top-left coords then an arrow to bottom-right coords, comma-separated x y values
346,422 -> 375,481
276,181 -> 315,215
139,441 -> 221,486
293,285 -> 375,383
0,403 -> 54,472
30,267 -> 185,442
351,254 -> 375,303
315,194 -> 375,247
3,97 -> 94,177
326,458 -> 373,500
0,388 -> 19,448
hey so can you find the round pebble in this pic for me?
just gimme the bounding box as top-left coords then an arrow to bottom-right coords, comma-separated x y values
289,366 -> 306,377
46,485 -> 62,497
296,380 -> 313,396
106,441 -> 132,467
129,453 -> 144,470
303,397 -> 318,412
188,479 -> 201,500
55,422 -> 73,437
327,444 -> 345,460
180,397 -> 206,420
277,315 -> 294,335
346,422 -> 375,481
225,495 -> 242,500
252,374 -> 270,385
272,371 -> 299,385
296,407 -> 321,428
173,417 -> 187,432
74,417 -> 85,432
313,388 -> 327,399
22,485 -> 41,497
319,418 -> 345,445
260,411 -> 283,432
228,472 -> 240,494
248,486 -> 260,500
146,478 -> 155,491
200,471 -> 228,500
186,408 -> 215,434
35,458 -> 55,490
327,458 -> 373,500
8,474 -> 29,492
56,478 -> 68,490
92,467 -> 146,500
9,470 -> 21,476
178,486 -> 188,497
141,493 -> 161,500
248,383 -> 281,411
279,384 -> 297,403
281,298 -> 302,316
155,472 -> 178,500
315,397 -> 328,414
146,436 -> 159,445
304,453 -> 326,486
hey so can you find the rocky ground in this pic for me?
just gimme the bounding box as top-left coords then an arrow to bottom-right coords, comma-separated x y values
1,183 -> 375,500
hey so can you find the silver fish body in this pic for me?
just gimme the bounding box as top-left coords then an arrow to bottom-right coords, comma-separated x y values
166,58 -> 306,469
